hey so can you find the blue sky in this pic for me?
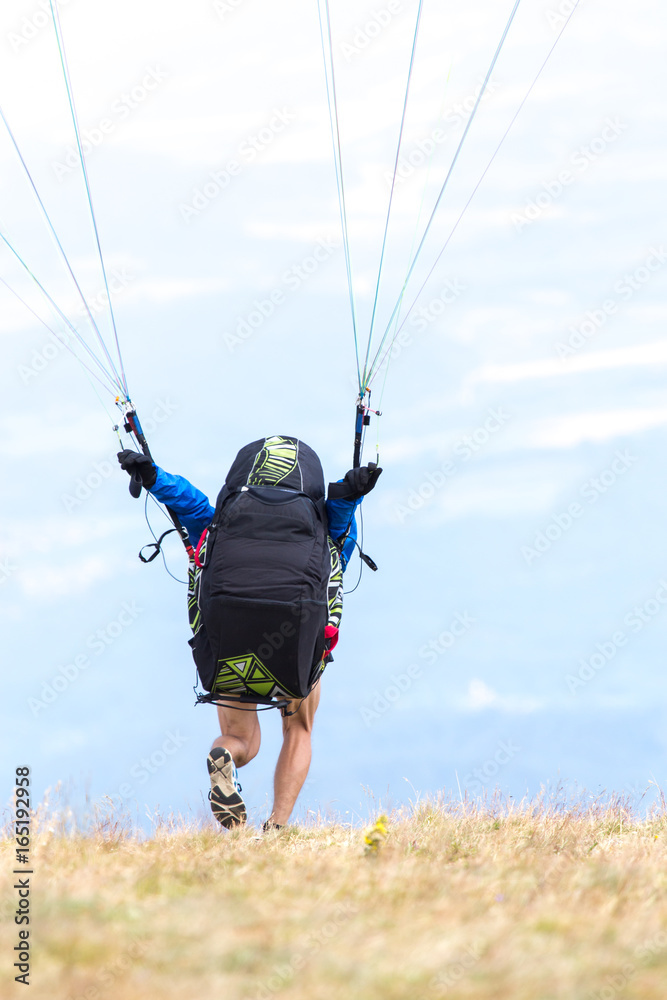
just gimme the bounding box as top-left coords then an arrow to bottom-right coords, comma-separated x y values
1,0 -> 667,830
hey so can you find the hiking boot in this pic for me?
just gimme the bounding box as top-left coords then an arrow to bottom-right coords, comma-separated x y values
262,820 -> 283,833
207,746 -> 247,828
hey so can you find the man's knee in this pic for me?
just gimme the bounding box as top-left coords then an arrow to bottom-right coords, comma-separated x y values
283,713 -> 315,737
282,683 -> 321,734
216,704 -> 261,763
239,740 -> 260,766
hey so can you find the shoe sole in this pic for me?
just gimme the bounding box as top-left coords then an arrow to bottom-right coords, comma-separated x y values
207,747 -> 247,829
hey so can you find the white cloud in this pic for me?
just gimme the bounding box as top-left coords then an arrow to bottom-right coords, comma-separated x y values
127,276 -> 231,304
0,411 -> 111,457
468,341 -> 667,388
460,678 -> 543,714
525,407 -> 667,449
19,556 -> 114,600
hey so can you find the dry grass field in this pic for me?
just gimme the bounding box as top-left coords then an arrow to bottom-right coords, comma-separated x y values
2,791 -> 667,1000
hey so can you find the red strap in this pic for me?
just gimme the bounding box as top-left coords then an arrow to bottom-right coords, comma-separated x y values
324,624 -> 339,650
194,529 -> 208,568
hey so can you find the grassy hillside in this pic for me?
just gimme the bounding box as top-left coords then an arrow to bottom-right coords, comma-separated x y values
1,793 -> 667,999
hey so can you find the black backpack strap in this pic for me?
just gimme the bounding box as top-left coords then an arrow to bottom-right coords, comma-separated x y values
139,527 -> 183,563
195,689 -> 290,712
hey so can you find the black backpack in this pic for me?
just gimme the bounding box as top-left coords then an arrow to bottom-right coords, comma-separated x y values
188,435 -> 339,705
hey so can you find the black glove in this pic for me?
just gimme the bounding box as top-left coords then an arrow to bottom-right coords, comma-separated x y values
117,450 -> 157,498
327,463 -> 382,501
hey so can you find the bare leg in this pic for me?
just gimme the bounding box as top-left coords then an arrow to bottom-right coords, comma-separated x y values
207,702 -> 260,828
269,681 -> 321,826
212,702 -> 261,767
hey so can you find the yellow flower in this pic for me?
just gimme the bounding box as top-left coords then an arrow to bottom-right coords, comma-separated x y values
364,814 -> 389,853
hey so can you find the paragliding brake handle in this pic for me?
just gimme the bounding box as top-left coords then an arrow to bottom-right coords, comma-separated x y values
122,408 -> 151,498
350,391 -> 381,573
116,398 -> 193,558
353,390 -> 381,469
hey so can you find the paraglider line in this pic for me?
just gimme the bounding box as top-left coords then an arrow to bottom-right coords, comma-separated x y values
369,0 -> 583,380
362,0 -> 424,391
0,103 -> 113,376
317,0 -> 361,389
367,0 -> 523,382
0,274 -> 117,395
144,493 -> 189,585
0,230 -> 123,395
49,0 -> 128,397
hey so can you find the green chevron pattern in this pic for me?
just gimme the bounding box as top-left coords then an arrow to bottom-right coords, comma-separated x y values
247,435 -> 299,487
212,652 -> 282,698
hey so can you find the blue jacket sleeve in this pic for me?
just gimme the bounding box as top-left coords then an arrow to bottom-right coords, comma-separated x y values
150,467 -> 362,568
326,493 -> 362,571
149,468 -> 215,544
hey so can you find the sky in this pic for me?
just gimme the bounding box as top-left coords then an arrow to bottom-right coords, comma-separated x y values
1,0 -> 667,831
